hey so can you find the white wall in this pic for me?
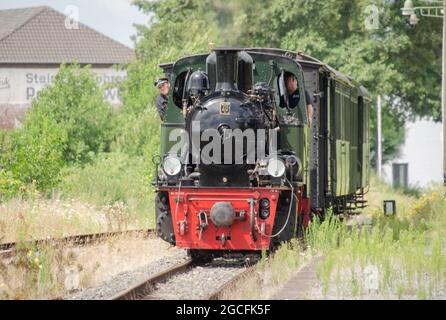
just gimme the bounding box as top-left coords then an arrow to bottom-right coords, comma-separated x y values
383,118 -> 443,188
0,66 -> 127,129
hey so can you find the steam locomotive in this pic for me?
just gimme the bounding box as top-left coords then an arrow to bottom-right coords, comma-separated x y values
154,48 -> 371,258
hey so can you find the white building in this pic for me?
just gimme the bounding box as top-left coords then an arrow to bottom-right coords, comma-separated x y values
0,6 -> 134,129
383,118 -> 443,188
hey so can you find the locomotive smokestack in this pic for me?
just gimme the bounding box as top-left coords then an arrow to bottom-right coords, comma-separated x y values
214,49 -> 239,92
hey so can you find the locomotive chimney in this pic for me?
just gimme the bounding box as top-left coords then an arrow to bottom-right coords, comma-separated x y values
214,49 -> 239,92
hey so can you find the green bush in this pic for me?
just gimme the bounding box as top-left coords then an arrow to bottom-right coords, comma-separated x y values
1,115 -> 67,194
0,64 -> 115,198
0,169 -> 21,202
26,63 -> 114,164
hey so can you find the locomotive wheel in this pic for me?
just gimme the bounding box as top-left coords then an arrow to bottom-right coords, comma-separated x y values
155,192 -> 176,246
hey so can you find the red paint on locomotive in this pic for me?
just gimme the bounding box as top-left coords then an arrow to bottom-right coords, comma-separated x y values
160,187 -> 309,251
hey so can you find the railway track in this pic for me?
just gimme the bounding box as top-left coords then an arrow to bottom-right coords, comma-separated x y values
0,229 -> 155,259
207,264 -> 257,300
112,255 -> 258,300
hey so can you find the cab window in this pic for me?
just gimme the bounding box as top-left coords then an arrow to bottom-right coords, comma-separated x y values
276,71 -> 308,124
172,71 -> 188,108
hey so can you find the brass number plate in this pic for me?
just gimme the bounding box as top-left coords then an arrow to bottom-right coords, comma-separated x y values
220,102 -> 231,115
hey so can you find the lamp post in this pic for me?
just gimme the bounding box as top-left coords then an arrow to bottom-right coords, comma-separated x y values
402,0 -> 446,186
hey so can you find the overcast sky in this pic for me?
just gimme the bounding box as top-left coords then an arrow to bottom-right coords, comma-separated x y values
0,0 -> 149,48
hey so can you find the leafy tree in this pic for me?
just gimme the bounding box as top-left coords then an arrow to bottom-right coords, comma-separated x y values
116,0 -> 222,158
127,0 -> 441,163
132,0 -> 219,61
235,0 -> 442,161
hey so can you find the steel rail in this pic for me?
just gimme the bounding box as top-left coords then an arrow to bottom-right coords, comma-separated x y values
111,259 -> 195,300
0,229 -> 155,259
207,265 -> 257,300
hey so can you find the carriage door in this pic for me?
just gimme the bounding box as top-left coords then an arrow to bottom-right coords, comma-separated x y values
304,66 -> 321,209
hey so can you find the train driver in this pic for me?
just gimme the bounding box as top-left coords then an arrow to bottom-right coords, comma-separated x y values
284,72 -> 315,126
154,78 -> 171,122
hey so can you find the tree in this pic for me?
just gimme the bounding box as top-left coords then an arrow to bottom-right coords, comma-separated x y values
234,0 -> 442,161
116,0 -> 223,159
128,0 -> 442,162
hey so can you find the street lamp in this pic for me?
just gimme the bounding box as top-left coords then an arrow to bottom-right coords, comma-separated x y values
410,13 -> 420,25
402,0 -> 443,25
402,0 -> 415,16
401,0 -> 446,186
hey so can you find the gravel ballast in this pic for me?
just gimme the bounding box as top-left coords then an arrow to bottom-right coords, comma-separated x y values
143,258 -> 248,300
66,251 -> 189,300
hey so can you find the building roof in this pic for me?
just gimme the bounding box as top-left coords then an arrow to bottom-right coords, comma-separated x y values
0,6 -> 134,65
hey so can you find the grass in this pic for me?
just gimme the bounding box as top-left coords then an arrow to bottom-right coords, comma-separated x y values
0,198 -> 107,243
0,196 -> 151,244
306,178 -> 446,300
0,152 -> 156,244
59,152 -> 155,229
220,241 -> 310,300
364,175 -> 417,219
0,150 -> 164,300
226,176 -> 445,300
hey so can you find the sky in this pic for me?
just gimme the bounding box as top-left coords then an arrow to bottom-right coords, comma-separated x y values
0,0 -> 149,48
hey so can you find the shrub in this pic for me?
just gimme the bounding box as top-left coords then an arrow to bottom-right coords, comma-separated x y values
112,109 -> 160,158
2,116 -> 67,194
0,64 -> 115,197
0,169 -> 21,202
26,63 -> 114,165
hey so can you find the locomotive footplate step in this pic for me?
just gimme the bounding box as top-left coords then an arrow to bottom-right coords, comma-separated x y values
272,255 -> 324,300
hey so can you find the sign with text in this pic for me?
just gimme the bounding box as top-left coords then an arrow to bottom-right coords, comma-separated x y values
0,67 -> 127,106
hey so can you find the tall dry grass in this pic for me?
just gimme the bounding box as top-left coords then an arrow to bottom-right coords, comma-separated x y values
0,233 -> 175,300
0,197 -> 146,244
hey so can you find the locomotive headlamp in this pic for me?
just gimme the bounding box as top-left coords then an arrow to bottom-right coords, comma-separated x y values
162,155 -> 182,177
267,158 -> 286,178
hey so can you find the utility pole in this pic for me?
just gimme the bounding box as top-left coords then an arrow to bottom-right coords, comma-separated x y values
377,95 -> 382,179
443,0 -> 446,186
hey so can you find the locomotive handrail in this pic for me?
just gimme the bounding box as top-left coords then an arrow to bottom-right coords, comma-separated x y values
248,198 -> 257,242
